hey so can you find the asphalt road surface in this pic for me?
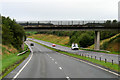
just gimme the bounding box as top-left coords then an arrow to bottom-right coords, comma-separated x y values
4,40 -> 118,80
28,38 -> 119,64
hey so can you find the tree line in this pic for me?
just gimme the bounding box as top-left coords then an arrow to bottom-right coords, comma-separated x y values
2,16 -> 26,51
37,30 -> 119,48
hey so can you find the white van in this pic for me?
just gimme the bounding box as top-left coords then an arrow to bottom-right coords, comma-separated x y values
71,43 -> 79,50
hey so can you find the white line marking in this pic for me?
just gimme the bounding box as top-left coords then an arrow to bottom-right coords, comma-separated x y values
13,42 -> 33,79
55,62 -> 57,64
31,40 -> 119,77
59,67 -> 62,70
66,76 -> 70,80
57,52 -> 120,76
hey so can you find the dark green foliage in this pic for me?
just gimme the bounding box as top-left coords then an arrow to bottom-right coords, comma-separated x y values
104,20 -> 118,27
2,16 -> 25,50
101,42 -> 109,50
100,31 -> 119,40
78,33 -> 94,47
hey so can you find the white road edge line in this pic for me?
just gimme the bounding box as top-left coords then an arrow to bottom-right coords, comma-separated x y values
57,52 -> 120,76
12,42 -> 33,79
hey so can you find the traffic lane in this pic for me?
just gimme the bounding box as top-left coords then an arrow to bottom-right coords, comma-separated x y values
34,41 -> 118,78
30,38 -> 118,64
17,42 -> 66,78
41,50 -> 118,78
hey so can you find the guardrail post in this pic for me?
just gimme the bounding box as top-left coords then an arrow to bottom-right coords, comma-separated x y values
112,60 -> 113,65
80,54 -> 81,56
95,56 -> 96,60
100,57 -> 101,61
91,56 -> 92,59
88,55 -> 89,58
119,61 -> 120,67
105,59 -> 107,63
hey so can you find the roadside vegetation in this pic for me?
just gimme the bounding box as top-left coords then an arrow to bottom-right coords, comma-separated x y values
28,34 -> 70,47
2,16 -> 26,50
0,44 -> 30,79
31,40 -> 119,73
1,16 -> 29,79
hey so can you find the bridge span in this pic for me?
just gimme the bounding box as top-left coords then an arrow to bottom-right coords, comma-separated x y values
17,21 -> 119,50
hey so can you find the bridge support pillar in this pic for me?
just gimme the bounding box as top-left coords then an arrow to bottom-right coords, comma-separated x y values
94,31 -> 100,50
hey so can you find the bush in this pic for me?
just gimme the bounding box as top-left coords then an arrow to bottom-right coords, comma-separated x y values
78,33 -> 93,47
2,16 -> 26,50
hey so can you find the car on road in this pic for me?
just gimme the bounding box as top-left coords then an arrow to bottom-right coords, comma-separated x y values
52,44 -> 56,47
71,43 -> 79,50
30,43 -> 34,46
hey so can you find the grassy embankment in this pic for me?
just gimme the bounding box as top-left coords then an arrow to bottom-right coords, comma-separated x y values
0,44 -> 30,79
28,33 -> 120,55
31,40 -> 119,73
29,34 -> 70,47
89,33 -> 120,55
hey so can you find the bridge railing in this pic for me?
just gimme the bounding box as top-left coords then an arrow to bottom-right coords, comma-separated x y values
17,21 -> 119,27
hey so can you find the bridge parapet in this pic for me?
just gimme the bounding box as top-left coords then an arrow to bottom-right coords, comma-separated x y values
17,21 -> 105,27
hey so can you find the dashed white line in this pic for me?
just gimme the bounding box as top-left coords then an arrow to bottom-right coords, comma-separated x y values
55,62 -> 58,64
58,53 -> 120,76
59,67 -> 62,70
66,76 -> 70,80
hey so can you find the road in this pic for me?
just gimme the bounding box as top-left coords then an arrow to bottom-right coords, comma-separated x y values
4,40 -> 118,80
28,38 -> 119,64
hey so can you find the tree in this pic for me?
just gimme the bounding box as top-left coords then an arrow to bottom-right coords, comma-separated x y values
2,16 -> 26,50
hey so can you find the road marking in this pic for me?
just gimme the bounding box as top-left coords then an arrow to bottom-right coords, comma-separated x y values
31,40 -> 119,77
59,67 -> 62,70
13,42 -> 33,79
52,58 -> 54,61
66,76 -> 70,80
55,62 -> 57,64
57,52 -> 120,76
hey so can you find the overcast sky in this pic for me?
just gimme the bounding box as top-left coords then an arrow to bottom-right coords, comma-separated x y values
0,0 -> 120,21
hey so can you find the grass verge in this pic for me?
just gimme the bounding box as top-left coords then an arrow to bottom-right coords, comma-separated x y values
31,40 -> 119,72
79,48 -> 120,55
0,43 -> 30,79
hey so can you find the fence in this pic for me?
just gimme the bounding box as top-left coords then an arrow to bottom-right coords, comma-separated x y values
74,53 -> 119,65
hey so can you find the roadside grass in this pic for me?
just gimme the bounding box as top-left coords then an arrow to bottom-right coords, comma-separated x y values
79,48 -> 120,55
31,40 -> 119,72
28,34 -> 70,47
89,33 -> 120,54
0,43 -> 30,79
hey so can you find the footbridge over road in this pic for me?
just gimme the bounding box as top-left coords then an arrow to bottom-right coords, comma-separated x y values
17,21 -> 119,50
